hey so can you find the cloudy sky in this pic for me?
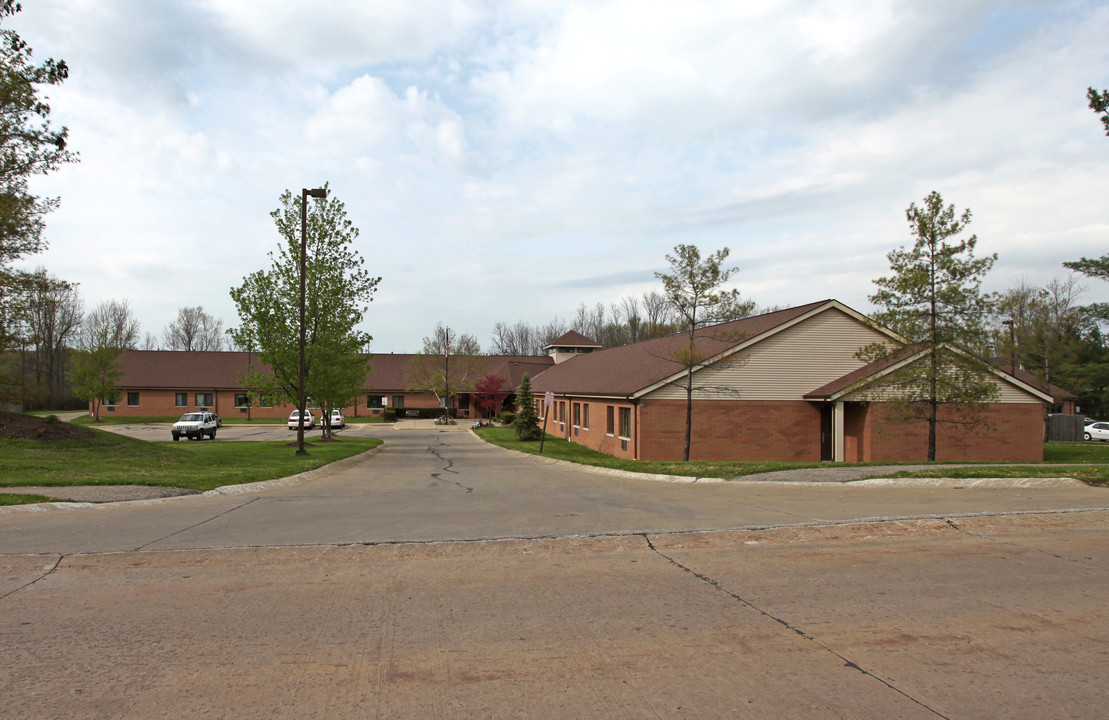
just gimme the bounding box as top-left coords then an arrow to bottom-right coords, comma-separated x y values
12,0 -> 1109,353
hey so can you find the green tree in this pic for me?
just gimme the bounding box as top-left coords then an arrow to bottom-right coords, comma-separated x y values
1088,87 -> 1109,137
655,243 -> 755,461
405,323 -> 483,414
1063,254 -> 1109,282
229,185 -> 380,449
0,2 -> 77,402
513,372 -> 542,440
860,191 -> 999,461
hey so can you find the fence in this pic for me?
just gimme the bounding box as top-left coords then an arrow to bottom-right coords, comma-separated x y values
1045,413 -> 1085,442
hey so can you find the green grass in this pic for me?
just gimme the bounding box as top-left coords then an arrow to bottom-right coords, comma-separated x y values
475,429 -> 1109,486
0,426 -> 382,504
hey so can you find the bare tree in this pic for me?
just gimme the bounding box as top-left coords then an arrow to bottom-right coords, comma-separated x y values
163,305 -> 225,351
25,268 -> 82,405
81,299 -> 140,352
490,320 -> 543,355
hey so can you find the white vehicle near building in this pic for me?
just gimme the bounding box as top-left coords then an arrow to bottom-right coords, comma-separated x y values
288,410 -> 316,431
171,411 -> 218,441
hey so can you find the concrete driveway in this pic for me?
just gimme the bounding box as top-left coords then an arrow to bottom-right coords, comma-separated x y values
2,427 -> 1108,718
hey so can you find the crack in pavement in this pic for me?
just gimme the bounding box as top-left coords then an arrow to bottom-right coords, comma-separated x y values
427,441 -> 474,494
0,554 -> 63,601
134,498 -> 262,551
640,533 -> 952,720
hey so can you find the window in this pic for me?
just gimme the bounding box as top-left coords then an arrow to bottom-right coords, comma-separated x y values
175,393 -> 188,407
234,394 -> 250,408
103,395 -> 118,407
458,395 -> 470,411
583,403 -> 590,430
368,395 -> 384,409
258,395 -> 272,408
127,392 -> 140,407
392,395 -> 405,408
606,406 -> 615,435
572,402 -> 581,428
195,393 -> 213,408
619,407 -> 631,439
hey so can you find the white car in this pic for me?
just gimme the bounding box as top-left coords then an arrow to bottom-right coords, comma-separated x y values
1084,422 -> 1109,442
288,409 -> 315,431
328,409 -> 345,429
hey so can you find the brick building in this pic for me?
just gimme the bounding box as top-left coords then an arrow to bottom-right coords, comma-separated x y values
100,351 -> 552,421
527,300 -> 1053,463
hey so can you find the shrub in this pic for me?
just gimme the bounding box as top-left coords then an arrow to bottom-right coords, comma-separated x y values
498,411 -> 517,425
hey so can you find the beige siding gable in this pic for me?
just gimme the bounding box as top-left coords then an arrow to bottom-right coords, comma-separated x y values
842,364 -> 1048,404
643,308 -> 893,401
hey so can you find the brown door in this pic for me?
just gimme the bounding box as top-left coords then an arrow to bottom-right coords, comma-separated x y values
820,404 -> 833,461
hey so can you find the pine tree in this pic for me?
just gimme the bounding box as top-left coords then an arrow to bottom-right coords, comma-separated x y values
513,373 -> 542,441
860,191 -> 999,461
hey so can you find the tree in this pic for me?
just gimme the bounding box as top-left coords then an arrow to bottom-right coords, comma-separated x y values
490,320 -> 542,355
163,305 -> 225,351
24,267 -> 81,406
655,243 -> 755,461
513,372 -> 542,440
860,191 -> 999,461
1063,254 -> 1109,282
0,3 -> 77,402
229,185 -> 379,448
473,373 -> 507,418
70,299 -> 138,420
405,323 -> 483,413
1088,87 -> 1109,137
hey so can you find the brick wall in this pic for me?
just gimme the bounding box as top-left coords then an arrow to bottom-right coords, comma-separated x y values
862,402 -> 1044,462
638,399 -> 823,461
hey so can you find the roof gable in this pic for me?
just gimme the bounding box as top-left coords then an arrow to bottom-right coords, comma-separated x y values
531,300 -> 886,397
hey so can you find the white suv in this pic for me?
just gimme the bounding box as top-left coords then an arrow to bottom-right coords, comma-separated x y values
172,412 -> 218,441
288,409 -> 315,430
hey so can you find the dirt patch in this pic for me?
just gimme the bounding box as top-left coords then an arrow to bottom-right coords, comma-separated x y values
0,412 -> 94,441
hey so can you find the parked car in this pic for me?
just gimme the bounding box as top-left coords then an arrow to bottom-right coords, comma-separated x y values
288,409 -> 316,430
328,409 -> 345,429
1084,422 -> 1109,442
171,411 -> 218,441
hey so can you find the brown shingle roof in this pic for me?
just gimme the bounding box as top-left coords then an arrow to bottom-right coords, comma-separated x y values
544,330 -> 601,349
116,350 -> 553,393
531,300 -> 834,397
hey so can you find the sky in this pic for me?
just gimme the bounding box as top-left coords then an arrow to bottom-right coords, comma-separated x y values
10,0 -> 1109,353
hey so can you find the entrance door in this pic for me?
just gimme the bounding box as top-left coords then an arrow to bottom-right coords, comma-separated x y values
820,404 -> 833,461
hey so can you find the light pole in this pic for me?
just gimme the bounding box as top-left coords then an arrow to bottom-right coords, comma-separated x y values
297,186 -> 328,456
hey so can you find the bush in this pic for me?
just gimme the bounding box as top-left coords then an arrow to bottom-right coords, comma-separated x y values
382,408 -> 397,422
498,411 -> 517,425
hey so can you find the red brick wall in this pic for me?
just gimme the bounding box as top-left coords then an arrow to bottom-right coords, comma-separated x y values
638,399 -> 823,461
92,388 -> 443,420
862,403 -> 1044,462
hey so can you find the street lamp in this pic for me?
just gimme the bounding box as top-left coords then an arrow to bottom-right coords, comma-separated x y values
297,186 -> 328,456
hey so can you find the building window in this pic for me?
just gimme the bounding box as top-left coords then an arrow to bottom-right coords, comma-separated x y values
458,394 -> 470,411
392,395 -> 405,408
195,393 -> 214,408
175,393 -> 188,407
127,392 -> 140,407
258,395 -> 272,408
572,402 -> 580,428
234,394 -> 250,408
619,407 -> 632,439
606,406 -> 615,435
368,395 -> 384,409
103,395 -> 118,407
583,403 -> 590,430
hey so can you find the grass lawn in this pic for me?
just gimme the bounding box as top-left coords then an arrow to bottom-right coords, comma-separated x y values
0,426 -> 382,504
474,428 -> 1109,486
